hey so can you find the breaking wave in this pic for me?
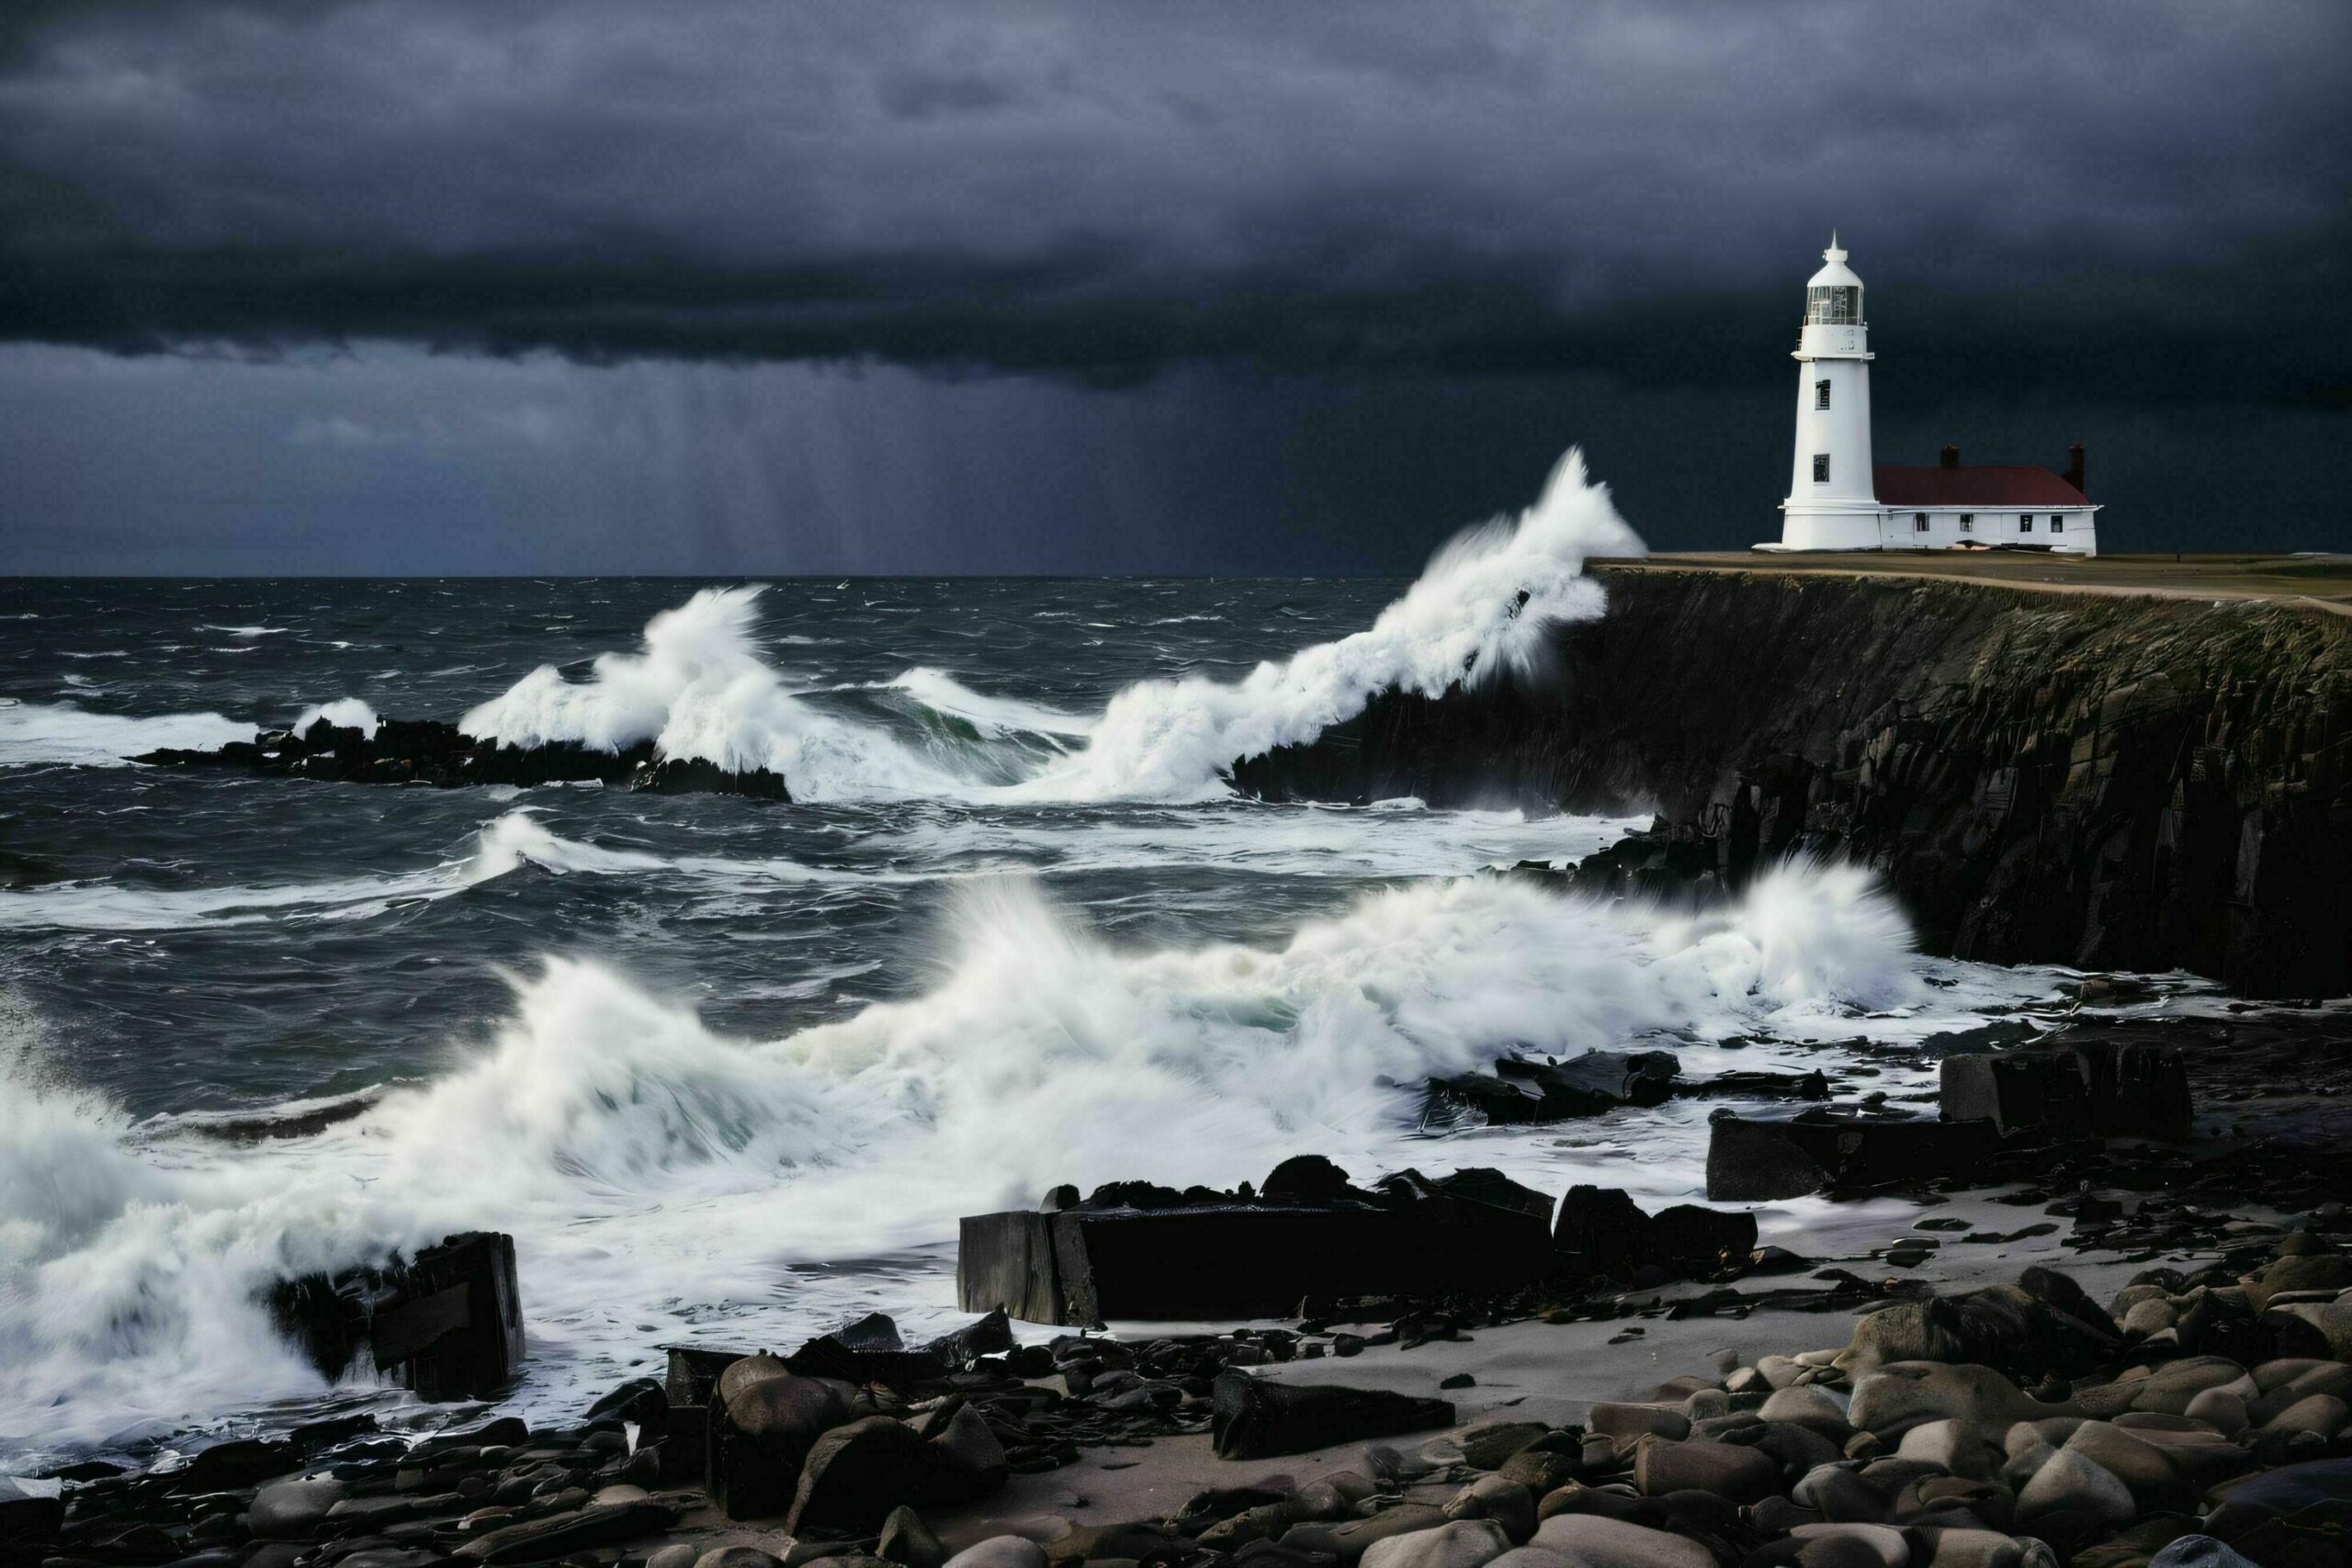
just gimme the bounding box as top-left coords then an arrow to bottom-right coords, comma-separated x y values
0,859 -> 2041,1457
1018,449 -> 1642,801
7,449 -> 1639,796
291,697 -> 381,738
455,586 -> 967,800
428,447 -> 1638,802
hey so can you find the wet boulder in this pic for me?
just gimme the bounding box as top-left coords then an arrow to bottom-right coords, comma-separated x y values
712,1371 -> 851,1520
268,1231 -> 526,1401
1552,1186 -> 1755,1280
786,1410 -> 1008,1532
1426,1052 -> 1680,1126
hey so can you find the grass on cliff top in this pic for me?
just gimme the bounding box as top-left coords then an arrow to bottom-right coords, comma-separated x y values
1598,551 -> 2352,613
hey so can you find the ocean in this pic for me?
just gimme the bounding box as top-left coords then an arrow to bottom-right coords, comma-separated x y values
0,458 -> 2099,1473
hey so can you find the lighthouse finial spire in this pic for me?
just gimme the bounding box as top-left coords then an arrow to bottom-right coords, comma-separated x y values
1826,228 -> 1846,263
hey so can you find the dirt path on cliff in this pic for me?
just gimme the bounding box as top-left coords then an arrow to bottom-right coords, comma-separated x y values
1597,553 -> 2352,620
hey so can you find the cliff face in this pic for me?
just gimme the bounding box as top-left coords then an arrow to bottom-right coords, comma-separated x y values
1231,570 -> 2352,997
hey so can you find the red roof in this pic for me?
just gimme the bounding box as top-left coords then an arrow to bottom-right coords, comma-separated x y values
1874,466 -> 2088,507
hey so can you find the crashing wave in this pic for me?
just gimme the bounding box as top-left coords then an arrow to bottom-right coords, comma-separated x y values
291,697 -> 381,739
1015,447 -> 1641,801
37,446 -> 1644,801
0,859 -> 2013,1453
455,587 -> 963,800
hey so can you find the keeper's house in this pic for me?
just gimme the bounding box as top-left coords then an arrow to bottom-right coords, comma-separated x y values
1768,235 -> 2100,555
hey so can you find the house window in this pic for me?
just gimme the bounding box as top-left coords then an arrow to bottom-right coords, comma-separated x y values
2020,515 -> 2034,533
2050,515 -> 2064,533
1815,380 -> 1831,411
1914,513 -> 1928,532
1812,454 -> 1830,483
1960,513 -> 1973,532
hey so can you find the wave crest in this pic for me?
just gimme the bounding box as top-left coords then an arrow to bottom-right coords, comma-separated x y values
1016,449 -> 1643,801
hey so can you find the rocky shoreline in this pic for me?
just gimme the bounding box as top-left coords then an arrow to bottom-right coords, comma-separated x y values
1230,569 -> 2352,998
13,998 -> 2352,1568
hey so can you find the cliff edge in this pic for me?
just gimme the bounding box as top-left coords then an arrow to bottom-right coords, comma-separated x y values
1232,567 -> 2352,997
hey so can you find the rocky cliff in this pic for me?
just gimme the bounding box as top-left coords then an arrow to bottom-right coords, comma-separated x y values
1231,569 -> 2352,997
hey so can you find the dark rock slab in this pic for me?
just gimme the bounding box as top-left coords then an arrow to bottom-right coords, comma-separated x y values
268,1230 -> 525,1401
1940,1038 -> 2191,1141
0,1490 -> 66,1559
452,1499 -> 676,1563
1706,1113 -> 2006,1201
1552,1186 -> 1756,1280
1210,1372 -> 1455,1460
958,1161 -> 1554,1327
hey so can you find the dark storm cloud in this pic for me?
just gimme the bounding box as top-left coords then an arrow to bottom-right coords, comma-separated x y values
1,0 -> 2346,394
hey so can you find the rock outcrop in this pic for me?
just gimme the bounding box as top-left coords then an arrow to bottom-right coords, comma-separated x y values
138,716 -> 791,799
1230,569 -> 2352,997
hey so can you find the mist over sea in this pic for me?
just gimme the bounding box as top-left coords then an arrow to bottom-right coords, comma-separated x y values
0,459 -> 2100,1472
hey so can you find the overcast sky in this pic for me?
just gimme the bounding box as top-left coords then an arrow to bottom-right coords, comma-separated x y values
3,0 -> 2346,573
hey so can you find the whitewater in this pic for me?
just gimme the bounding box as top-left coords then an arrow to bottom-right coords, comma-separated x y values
0,449 -> 2107,1472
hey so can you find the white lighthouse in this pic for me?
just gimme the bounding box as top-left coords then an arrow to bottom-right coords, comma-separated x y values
1777,232 -> 1883,550
1768,232 -> 2102,554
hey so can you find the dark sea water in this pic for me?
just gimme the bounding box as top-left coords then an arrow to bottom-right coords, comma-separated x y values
0,472 -> 2119,1472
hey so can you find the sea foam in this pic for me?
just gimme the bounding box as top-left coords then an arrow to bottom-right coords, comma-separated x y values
0,701 -> 256,769
0,858 -> 2030,1461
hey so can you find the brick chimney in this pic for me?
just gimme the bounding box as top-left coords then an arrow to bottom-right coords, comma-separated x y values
1939,445 -> 1960,469
2064,442 -> 2086,498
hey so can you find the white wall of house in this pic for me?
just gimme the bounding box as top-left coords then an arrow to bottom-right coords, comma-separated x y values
1873,507 -> 2100,554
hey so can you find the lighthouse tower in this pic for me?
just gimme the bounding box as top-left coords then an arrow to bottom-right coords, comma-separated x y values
1778,233 -> 1883,550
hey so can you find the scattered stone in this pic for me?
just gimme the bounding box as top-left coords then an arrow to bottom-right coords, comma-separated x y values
1630,1434 -> 1781,1505
877,1505 -> 946,1568
246,1477 -> 345,1540
1359,1518 -> 1512,1568
1212,1374 -> 1456,1460
943,1540 -> 1049,1568
453,1499 -> 676,1563
1529,1513 -> 1716,1568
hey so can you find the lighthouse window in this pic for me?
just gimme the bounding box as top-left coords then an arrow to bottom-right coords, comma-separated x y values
1812,454 -> 1830,483
1805,286 -> 1860,324
1959,514 -> 1973,532
1815,380 -> 1831,411
1914,513 -> 1928,532
2051,515 -> 2064,533
2019,515 -> 2034,533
